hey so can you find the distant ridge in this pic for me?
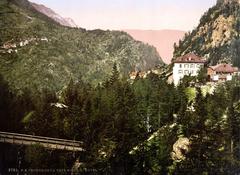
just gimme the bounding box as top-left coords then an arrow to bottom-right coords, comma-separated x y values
124,29 -> 186,64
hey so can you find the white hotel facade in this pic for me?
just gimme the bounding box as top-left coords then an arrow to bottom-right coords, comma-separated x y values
173,53 -> 206,85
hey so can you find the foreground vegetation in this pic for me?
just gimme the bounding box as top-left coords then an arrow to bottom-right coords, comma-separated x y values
0,64 -> 240,174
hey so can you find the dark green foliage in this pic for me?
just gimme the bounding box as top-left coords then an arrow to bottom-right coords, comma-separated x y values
231,39 -> 240,67
25,144 -> 73,170
0,75 -> 12,131
1,68 -> 240,174
197,67 -> 208,84
133,74 -> 178,132
174,81 -> 240,175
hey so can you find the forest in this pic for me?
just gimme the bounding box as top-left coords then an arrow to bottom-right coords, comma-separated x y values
0,64 -> 240,174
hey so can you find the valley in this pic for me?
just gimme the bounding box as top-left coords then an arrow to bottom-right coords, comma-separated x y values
0,0 -> 240,174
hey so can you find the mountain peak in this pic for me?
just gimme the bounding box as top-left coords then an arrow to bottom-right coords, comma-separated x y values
30,2 -> 78,28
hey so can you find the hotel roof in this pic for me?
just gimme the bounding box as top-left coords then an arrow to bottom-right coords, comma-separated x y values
173,53 -> 206,63
209,63 -> 238,73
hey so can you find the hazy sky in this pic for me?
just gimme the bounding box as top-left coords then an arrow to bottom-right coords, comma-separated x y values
30,0 -> 216,31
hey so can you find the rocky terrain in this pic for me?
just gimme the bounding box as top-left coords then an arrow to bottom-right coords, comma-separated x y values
174,0 -> 240,67
31,2 -> 78,28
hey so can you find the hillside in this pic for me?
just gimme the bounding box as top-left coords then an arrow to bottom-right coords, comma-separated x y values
174,0 -> 240,67
0,0 -> 163,92
124,29 -> 185,64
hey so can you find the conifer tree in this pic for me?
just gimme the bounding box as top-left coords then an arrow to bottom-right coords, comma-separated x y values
0,75 -> 12,131
109,62 -> 120,86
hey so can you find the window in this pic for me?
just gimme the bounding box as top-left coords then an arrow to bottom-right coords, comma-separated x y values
178,70 -> 183,74
184,70 -> 189,75
184,64 -> 189,68
179,64 -> 182,68
196,64 -> 203,68
190,64 -> 194,68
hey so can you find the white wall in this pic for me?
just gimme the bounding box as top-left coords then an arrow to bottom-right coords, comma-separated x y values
211,74 -> 233,82
173,63 -> 204,85
226,75 -> 232,81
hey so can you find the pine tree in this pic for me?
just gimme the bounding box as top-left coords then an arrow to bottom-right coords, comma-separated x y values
0,75 -> 12,131
62,78 -> 77,107
109,62 -> 120,86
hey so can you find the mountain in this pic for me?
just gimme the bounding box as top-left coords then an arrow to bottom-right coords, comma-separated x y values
0,0 -> 163,92
30,2 -> 78,28
124,29 -> 185,64
173,0 -> 240,67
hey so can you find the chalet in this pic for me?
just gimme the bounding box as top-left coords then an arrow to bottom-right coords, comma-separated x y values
130,71 -> 138,80
2,41 -> 17,49
129,71 -> 148,80
207,63 -> 239,82
173,53 -> 206,85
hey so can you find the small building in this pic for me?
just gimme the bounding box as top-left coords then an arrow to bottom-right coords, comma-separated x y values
207,63 -> 239,82
129,71 -> 138,80
173,53 -> 206,85
2,41 -> 17,49
129,71 -> 148,80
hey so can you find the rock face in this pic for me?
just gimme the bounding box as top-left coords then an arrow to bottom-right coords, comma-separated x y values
174,0 -> 240,67
217,0 -> 240,4
64,18 -> 78,28
31,2 -> 78,28
171,137 -> 191,162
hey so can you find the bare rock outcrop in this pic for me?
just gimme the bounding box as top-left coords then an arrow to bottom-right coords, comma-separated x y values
171,137 -> 191,162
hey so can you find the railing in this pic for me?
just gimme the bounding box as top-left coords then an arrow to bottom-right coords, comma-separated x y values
0,131 -> 84,151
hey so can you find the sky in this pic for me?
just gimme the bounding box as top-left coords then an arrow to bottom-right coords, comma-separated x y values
30,0 -> 216,31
